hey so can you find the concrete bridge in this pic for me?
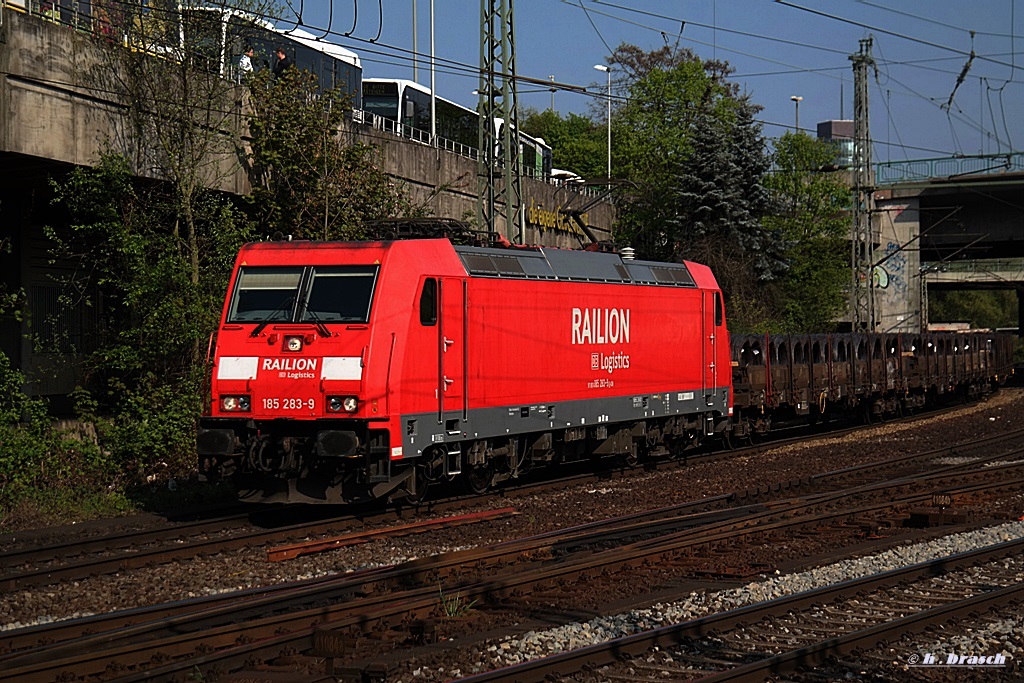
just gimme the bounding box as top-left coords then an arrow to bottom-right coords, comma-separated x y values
871,170 -> 1024,334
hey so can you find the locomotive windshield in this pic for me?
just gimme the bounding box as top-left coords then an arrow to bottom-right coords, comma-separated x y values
301,266 -> 377,322
228,267 -> 302,322
227,265 -> 378,324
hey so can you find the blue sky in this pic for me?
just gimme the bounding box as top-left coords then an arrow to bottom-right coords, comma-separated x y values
282,1 -> 1023,164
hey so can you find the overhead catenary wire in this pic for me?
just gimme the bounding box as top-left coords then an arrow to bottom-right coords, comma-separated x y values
562,0 -> 849,84
559,0 -> 1019,160
26,0 -> 1024,162
580,0 -> 1022,86
246,0 -> 1024,159
854,0 -> 1021,41
577,0 -> 617,58
735,52 -> 1022,80
942,33 -> 976,110
775,0 -> 1020,71
590,0 -> 852,56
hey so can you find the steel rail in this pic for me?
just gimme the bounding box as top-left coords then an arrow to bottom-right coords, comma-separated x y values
3,437 -> 1021,668
10,464 -> 1022,681
453,537 -> 1024,682
4,428 -> 1021,679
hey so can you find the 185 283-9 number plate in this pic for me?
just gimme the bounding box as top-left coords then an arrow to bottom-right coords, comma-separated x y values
262,398 -> 315,410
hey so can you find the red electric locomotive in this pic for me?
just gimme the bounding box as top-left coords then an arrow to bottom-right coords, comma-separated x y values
197,238 -> 732,503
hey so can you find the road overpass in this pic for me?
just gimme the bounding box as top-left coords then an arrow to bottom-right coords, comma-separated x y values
870,166 -> 1024,334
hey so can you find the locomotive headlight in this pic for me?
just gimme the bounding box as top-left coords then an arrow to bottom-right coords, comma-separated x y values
327,396 -> 358,413
285,336 -> 303,352
221,395 -> 251,412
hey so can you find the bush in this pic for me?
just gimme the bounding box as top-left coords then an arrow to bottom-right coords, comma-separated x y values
0,352 -> 126,526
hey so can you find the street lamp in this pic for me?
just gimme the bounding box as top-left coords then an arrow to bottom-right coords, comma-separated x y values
549,75 -> 555,111
790,95 -> 803,131
594,64 -> 611,181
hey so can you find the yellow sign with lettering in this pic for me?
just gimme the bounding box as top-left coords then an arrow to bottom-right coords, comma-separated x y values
526,203 -> 588,235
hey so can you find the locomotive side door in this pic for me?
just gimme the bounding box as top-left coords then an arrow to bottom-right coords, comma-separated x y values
438,277 -> 466,422
702,291 -> 720,402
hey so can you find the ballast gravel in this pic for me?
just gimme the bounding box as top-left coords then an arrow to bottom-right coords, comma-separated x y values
1,388 -> 1022,664
457,522 -> 1024,673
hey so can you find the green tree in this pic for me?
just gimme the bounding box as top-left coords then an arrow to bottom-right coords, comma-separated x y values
609,44 -> 780,330
763,132 -> 852,333
928,290 -> 1019,330
48,154 -> 252,478
519,109 -> 605,179
38,5 -> 421,492
246,69 -> 421,240
45,0 -> 276,481
94,1 -> 276,288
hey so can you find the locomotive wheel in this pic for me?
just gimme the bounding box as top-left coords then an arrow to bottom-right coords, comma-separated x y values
248,437 -> 274,473
404,464 -> 431,504
404,449 -> 443,504
464,463 -> 494,494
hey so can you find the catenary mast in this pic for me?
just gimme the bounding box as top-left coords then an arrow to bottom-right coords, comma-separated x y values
477,0 -> 524,243
850,38 -> 876,331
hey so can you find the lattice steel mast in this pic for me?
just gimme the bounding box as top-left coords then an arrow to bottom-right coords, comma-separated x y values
477,0 -> 524,243
850,37 -> 876,331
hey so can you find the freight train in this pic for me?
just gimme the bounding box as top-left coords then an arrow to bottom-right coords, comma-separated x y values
196,238 -> 1015,504
730,331 -> 1015,439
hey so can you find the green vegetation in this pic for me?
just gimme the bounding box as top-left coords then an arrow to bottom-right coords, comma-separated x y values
928,290 -> 1018,331
1,30 -> 1015,528
437,582 -> 478,619
762,132 -> 852,332
0,6 -> 418,528
604,44 -> 785,331
520,109 -> 607,179
246,68 -> 423,240
537,43 -> 864,334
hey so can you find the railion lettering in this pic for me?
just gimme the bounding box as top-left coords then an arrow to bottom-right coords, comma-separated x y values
571,308 -> 630,345
262,358 -> 319,372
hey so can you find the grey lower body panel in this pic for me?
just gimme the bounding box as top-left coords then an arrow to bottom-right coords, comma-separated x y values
400,386 -> 730,457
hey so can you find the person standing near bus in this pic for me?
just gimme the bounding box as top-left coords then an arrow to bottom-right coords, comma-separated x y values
273,47 -> 293,78
238,46 -> 254,81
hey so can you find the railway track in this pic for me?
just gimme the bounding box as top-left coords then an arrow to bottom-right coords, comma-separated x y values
2,407 -> 1014,593
459,538 -> 1024,682
3,429 -> 1023,681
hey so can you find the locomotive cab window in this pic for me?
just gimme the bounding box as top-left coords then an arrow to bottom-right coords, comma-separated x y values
302,266 -> 378,323
714,292 -> 723,327
419,278 -> 437,326
228,265 -> 378,324
228,267 -> 303,322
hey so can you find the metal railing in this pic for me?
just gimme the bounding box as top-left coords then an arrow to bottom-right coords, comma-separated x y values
352,109 -> 601,195
921,258 -> 1024,276
876,153 -> 1024,184
3,0 -> 107,35
5,0 -> 603,199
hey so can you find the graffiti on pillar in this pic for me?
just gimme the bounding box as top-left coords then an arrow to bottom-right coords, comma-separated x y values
874,241 -> 908,297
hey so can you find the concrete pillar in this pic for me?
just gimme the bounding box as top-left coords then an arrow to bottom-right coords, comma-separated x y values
872,191 -> 922,332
